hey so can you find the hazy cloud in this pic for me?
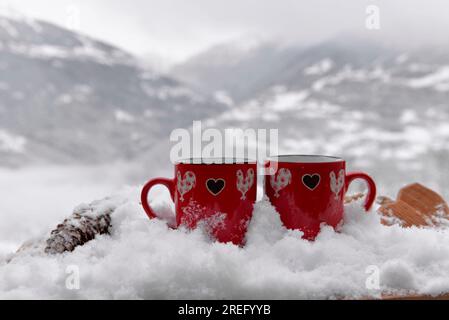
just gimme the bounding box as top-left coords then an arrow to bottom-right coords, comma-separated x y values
2,0 -> 449,62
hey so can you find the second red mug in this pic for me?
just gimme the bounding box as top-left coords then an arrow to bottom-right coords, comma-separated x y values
141,158 -> 257,245
265,155 -> 376,240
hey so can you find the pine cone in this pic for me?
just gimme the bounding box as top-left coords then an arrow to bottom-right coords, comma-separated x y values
44,200 -> 114,255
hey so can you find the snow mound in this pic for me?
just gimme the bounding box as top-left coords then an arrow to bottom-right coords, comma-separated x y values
1,187 -> 449,299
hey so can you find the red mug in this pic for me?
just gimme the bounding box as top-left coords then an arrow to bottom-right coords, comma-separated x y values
265,155 -> 376,240
141,158 -> 257,245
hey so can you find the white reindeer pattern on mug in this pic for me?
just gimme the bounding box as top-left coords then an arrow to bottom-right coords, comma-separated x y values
330,169 -> 345,200
236,168 -> 255,200
177,171 -> 196,201
270,168 -> 292,197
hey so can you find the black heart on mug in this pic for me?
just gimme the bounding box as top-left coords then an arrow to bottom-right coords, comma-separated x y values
206,178 -> 226,195
302,174 -> 320,190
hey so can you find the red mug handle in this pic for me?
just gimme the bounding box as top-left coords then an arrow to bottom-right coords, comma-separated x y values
141,178 -> 176,224
345,172 -> 377,211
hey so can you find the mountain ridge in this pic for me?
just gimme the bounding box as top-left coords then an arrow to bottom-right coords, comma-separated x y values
0,12 -> 226,166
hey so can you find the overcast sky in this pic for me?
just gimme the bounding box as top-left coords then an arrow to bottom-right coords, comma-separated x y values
1,0 -> 449,64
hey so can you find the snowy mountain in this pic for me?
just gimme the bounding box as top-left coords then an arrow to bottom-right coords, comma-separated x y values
173,37 -> 449,198
0,12 -> 226,166
173,36 -> 449,104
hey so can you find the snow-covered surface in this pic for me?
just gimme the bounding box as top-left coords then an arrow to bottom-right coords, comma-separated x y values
1,185 -> 449,299
0,166 -> 131,257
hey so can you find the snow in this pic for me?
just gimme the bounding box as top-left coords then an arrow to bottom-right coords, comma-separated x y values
399,109 -> 418,124
213,90 -> 234,107
312,66 -> 390,91
0,12 -> 134,66
115,110 -> 135,123
1,184 -> 449,299
0,166 -> 129,257
55,86 -> 92,105
269,90 -> 309,112
0,129 -> 26,153
218,89 -> 332,121
304,58 -> 334,76
407,66 -> 449,91
395,54 -> 408,64
141,83 -> 204,102
5,43 -> 132,66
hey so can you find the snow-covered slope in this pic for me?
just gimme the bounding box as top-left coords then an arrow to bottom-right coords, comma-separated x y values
0,12 -> 226,166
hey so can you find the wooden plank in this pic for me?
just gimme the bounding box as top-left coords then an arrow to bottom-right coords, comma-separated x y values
397,183 -> 449,218
352,183 -> 449,300
378,200 -> 427,227
382,292 -> 449,300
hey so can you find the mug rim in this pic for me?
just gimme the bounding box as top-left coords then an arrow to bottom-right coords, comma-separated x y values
266,154 -> 344,164
176,157 -> 257,165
